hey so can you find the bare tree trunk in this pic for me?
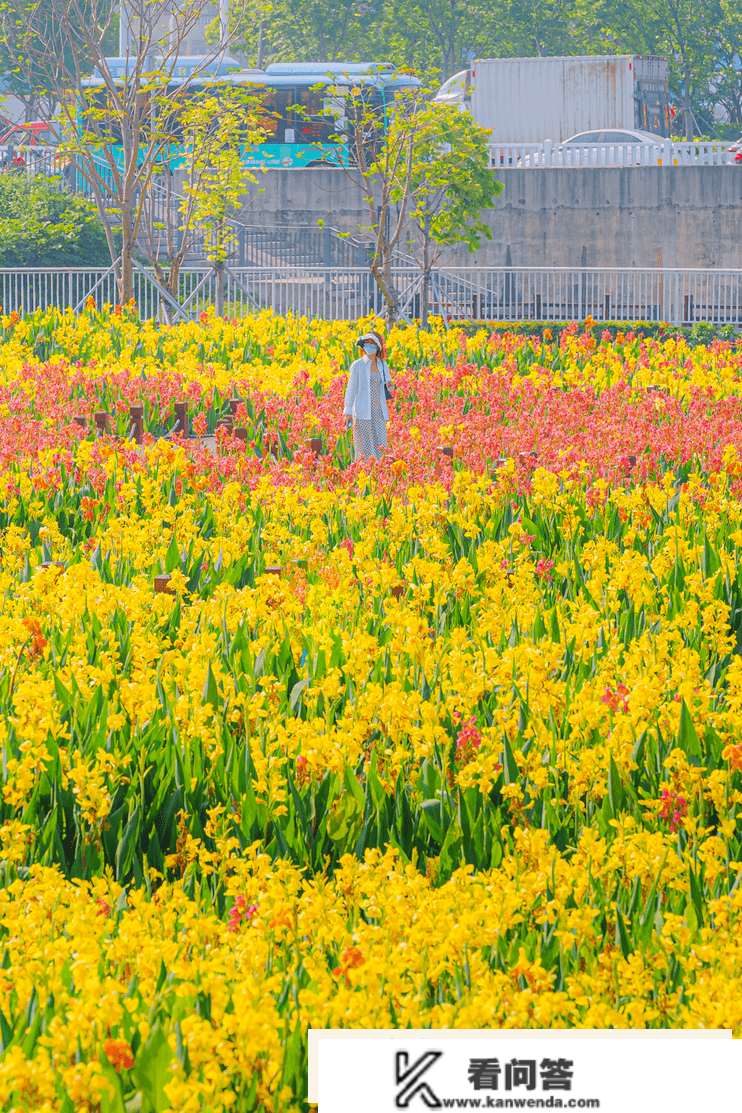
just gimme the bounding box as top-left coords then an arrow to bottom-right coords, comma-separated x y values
119,199 -> 136,304
215,259 -> 225,317
168,260 -> 181,301
370,258 -> 399,320
371,208 -> 401,321
421,222 -> 431,328
120,251 -> 135,305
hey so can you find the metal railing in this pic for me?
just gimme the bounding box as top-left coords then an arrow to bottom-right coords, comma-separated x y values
0,265 -> 741,326
490,139 -> 736,168
235,226 -> 369,268
0,144 -> 68,179
430,267 -> 742,324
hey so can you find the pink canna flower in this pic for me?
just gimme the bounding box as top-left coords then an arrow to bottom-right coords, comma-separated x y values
455,716 -> 482,765
536,558 -> 554,580
228,895 -> 258,932
658,789 -> 688,833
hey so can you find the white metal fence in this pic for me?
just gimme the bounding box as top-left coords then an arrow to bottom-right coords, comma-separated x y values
0,145 -> 67,178
3,140 -> 737,182
1,265 -> 742,326
490,139 -> 736,168
429,268 -> 742,325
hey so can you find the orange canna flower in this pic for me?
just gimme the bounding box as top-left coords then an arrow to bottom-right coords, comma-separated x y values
80,497 -> 98,522
22,617 -> 47,660
333,945 -> 366,981
103,1037 -> 134,1071
722,744 -> 742,774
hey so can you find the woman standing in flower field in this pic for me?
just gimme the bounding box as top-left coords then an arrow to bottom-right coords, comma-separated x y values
344,329 -> 394,460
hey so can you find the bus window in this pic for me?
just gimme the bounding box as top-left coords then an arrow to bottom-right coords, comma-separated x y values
323,92 -> 346,133
294,89 -> 336,143
255,89 -> 284,143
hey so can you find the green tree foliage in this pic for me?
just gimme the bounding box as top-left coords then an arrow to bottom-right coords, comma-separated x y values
374,0 -> 486,80
0,174 -> 110,267
0,0 -> 118,118
699,0 -> 742,129
340,85 -> 499,319
138,88 -> 264,309
587,0 -> 716,139
229,0 -> 386,66
401,101 -> 502,324
178,90 -> 264,313
482,0 -> 588,58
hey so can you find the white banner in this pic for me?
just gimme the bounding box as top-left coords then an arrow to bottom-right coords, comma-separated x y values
312,1033 -> 735,1113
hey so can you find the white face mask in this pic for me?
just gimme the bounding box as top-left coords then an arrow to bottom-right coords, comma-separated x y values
362,343 -> 378,356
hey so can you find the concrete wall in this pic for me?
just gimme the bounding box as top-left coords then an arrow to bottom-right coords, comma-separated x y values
243,168 -> 370,237
241,165 -> 742,269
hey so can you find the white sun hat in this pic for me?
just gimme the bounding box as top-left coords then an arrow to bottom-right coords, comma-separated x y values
357,332 -> 381,348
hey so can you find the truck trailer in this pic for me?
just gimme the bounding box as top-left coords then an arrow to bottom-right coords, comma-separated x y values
434,55 -> 670,143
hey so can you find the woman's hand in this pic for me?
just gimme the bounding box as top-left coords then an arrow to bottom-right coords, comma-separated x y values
344,416 -> 352,431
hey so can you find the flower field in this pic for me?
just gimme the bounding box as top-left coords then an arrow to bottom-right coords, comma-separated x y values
0,305 -> 741,1110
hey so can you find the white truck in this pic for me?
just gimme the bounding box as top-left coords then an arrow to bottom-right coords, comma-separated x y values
434,55 -> 670,144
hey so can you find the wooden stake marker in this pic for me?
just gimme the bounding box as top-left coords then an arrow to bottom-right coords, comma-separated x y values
129,404 -> 144,444
73,415 -> 87,429
437,445 -> 454,459
154,574 -> 174,595
173,400 -> 188,436
261,435 -> 280,459
265,565 -> 282,576
94,411 -> 109,435
307,437 -> 323,455
391,581 -> 408,600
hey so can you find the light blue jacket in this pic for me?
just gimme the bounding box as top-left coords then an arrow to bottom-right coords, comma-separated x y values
343,354 -> 393,421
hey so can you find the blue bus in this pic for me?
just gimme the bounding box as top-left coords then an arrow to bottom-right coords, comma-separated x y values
83,58 -> 421,169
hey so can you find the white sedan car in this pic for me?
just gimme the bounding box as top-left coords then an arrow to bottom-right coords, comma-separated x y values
562,129 -> 666,146
515,129 -> 667,165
